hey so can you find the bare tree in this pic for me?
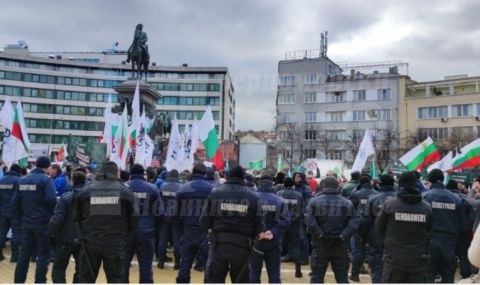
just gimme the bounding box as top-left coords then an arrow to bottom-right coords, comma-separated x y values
275,122 -> 305,169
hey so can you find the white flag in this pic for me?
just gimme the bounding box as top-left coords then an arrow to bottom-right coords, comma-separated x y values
1,99 -> 31,167
164,115 -> 182,171
427,151 -> 453,173
351,129 -> 375,172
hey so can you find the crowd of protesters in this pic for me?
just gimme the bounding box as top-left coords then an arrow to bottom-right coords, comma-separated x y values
0,157 -> 480,283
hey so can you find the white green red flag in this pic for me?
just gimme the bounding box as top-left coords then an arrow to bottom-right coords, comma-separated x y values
198,106 -> 223,170
129,79 -> 141,148
399,136 -> 440,171
1,98 -> 31,167
111,105 -> 130,170
101,94 -> 121,156
451,138 -> 480,170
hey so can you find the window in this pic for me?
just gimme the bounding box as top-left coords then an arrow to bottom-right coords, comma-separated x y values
305,130 -> 317,140
305,112 -> 317,122
418,128 -> 448,140
378,109 -> 392,121
278,131 -> 288,141
452,104 -> 472,117
326,112 -> 344,122
279,74 -> 295,86
326,130 -> 345,141
304,92 -> 317,103
304,149 -> 317,158
352,110 -> 366,121
304,73 -> 318,84
327,150 -> 344,160
477,103 -> 480,116
417,106 -> 448,119
352,129 -> 365,141
353,90 -> 366,101
278,93 -> 295,104
377,88 -> 392,100
326,92 -> 345,103
452,126 -> 474,137
278,112 -> 295,123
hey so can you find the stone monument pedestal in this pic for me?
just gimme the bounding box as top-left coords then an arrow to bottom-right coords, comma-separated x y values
113,80 -> 161,118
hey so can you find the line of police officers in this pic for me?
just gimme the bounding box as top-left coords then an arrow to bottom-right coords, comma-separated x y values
0,154 -> 478,283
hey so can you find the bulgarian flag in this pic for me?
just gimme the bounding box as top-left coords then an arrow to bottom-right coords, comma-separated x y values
399,136 -> 440,171
101,94 -> 121,157
1,98 -> 31,167
198,106 -> 223,170
451,138 -> 480,170
111,105 -> 130,170
129,80 -> 141,149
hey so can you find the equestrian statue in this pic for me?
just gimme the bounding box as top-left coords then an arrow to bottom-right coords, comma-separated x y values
127,24 -> 150,81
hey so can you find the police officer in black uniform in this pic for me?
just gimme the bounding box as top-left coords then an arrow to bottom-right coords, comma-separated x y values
305,176 -> 359,283
49,168 -> 86,283
201,165 -> 265,283
13,156 -> 57,283
0,163 -> 22,262
250,175 -> 290,283
423,169 -> 465,283
74,161 -> 137,283
364,174 -> 396,283
376,171 -> 433,283
349,175 -> 377,282
276,176 -> 304,278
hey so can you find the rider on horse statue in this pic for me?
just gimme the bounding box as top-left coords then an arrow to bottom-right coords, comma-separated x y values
127,23 -> 150,63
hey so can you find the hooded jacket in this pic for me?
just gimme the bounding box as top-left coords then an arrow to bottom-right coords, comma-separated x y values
293,172 -> 312,209
376,185 -> 432,269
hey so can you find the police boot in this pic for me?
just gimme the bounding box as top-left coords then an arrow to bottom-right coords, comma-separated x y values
10,246 -> 19,263
295,263 -> 302,278
0,249 -> 5,261
157,261 -> 164,269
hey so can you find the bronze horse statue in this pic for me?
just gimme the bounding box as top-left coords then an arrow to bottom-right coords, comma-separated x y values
127,42 -> 149,81
127,24 -> 150,81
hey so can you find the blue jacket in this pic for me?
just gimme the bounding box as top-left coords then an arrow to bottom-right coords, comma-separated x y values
13,168 -> 57,227
305,187 -> 359,241
256,188 -> 290,247
49,183 -> 84,244
293,172 -> 312,210
0,170 -> 21,218
364,185 -> 396,247
350,184 -> 377,238
276,187 -> 304,224
126,174 -> 162,235
159,177 -> 182,224
54,172 -> 70,197
175,174 -> 212,236
423,182 -> 465,239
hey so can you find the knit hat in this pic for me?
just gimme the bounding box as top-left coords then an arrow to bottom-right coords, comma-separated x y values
428,169 -> 444,183
379,174 -> 394,186
130,164 -> 145,175
36,156 -> 51,169
245,173 -> 255,183
284,177 -> 294,188
99,161 -> 118,176
168,169 -> 179,179
9,164 -> 21,174
446,179 -> 458,190
192,163 -> 207,175
257,175 -> 274,191
323,176 -> 339,189
229,165 -> 245,179
398,171 -> 418,188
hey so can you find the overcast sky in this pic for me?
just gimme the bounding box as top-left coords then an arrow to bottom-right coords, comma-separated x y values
1,0 -> 479,131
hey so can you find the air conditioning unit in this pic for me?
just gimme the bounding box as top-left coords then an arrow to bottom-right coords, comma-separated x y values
441,117 -> 448,122
475,116 -> 480,121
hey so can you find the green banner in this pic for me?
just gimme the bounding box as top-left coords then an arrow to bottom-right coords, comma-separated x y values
249,160 -> 263,171
449,172 -> 472,184
392,163 -> 408,176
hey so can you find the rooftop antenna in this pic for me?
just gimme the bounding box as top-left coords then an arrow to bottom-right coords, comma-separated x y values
320,31 -> 328,57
